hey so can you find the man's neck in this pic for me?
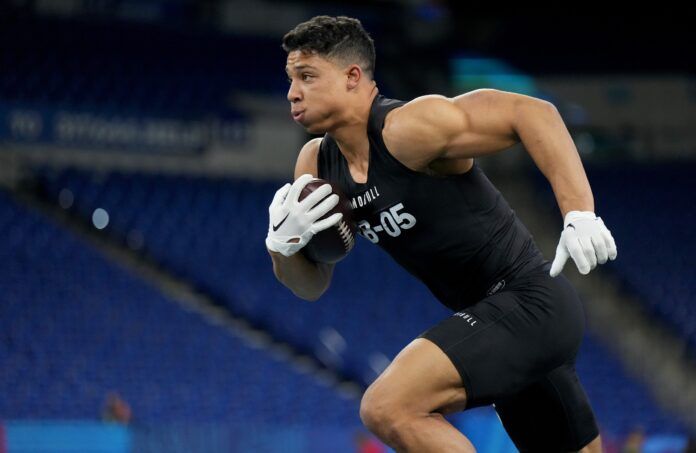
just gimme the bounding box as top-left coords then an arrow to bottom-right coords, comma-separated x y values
330,86 -> 379,164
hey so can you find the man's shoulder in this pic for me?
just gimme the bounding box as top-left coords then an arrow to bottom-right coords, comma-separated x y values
386,94 -> 456,125
302,137 -> 323,152
294,137 -> 323,179
382,95 -> 461,169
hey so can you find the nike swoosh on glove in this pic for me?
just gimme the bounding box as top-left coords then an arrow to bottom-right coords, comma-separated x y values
265,174 -> 343,257
550,210 -> 618,277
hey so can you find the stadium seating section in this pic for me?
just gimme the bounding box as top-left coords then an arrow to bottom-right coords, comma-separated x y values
16,168 -> 688,435
0,17 -> 286,116
0,190 -> 360,425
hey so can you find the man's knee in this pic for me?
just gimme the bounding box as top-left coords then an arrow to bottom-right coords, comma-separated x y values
360,387 -> 393,433
360,387 -> 410,443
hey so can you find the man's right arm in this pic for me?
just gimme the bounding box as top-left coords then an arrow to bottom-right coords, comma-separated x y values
267,138 -> 336,301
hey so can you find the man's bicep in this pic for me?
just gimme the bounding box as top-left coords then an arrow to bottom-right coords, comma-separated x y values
294,137 -> 322,179
387,92 -> 521,163
443,89 -> 527,159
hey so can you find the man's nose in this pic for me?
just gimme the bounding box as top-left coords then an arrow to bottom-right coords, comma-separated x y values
287,80 -> 301,103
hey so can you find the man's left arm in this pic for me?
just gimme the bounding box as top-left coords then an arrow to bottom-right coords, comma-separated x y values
486,91 -> 618,276
392,89 -> 617,276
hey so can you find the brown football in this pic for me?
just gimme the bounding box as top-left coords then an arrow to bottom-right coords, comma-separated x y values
299,178 -> 356,264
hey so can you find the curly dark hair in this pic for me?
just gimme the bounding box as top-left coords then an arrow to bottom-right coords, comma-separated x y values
282,16 -> 376,79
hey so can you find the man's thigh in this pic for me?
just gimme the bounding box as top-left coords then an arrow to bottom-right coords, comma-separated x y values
362,337 -> 468,415
494,363 -> 600,452
417,269 -> 586,408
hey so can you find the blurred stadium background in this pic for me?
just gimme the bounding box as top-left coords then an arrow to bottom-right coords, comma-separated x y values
0,1 -> 694,452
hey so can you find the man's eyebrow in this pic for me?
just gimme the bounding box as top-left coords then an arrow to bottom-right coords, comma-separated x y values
285,64 -> 318,73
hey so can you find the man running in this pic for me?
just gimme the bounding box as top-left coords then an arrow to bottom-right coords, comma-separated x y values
266,15 -> 616,452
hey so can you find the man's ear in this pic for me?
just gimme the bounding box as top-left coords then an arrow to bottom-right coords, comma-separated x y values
346,65 -> 362,90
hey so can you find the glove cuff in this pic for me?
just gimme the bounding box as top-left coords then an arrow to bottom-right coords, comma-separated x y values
265,235 -> 304,257
265,236 -> 281,254
563,210 -> 596,228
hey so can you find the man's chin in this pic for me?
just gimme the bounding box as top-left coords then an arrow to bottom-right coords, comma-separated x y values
304,123 -> 327,135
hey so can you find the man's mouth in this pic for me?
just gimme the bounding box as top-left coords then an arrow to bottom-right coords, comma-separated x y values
291,110 -> 305,121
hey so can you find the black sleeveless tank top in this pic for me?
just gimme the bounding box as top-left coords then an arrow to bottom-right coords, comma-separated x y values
317,94 -> 546,311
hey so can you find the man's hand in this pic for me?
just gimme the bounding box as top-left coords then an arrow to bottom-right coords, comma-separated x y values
550,211 -> 618,277
265,174 -> 343,257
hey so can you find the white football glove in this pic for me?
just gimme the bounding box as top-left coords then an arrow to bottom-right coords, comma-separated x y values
265,173 -> 343,257
550,210 -> 618,277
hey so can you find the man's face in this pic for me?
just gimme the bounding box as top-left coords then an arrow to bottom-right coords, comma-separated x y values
285,50 -> 348,134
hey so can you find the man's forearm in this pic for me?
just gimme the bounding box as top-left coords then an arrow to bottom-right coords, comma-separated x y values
514,100 -> 594,217
268,249 -> 330,301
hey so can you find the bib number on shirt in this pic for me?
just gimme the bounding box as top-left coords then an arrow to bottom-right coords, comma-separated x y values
357,203 -> 417,244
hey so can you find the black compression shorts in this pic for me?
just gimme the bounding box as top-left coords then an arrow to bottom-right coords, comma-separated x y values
417,262 -> 599,452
